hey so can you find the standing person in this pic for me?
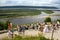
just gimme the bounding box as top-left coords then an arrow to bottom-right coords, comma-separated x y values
7,21 -> 13,38
32,25 -> 35,30
19,25 -> 23,33
27,25 -> 30,30
57,21 -> 60,25
56,21 -> 60,28
53,24 -> 56,30
22,25 -> 25,35
10,23 -> 14,38
26,24 -> 30,30
36,24 -> 39,30
8,21 -> 11,30
36,23 -> 40,30
7,21 -> 11,38
17,25 -> 23,34
39,26 -> 44,32
10,28 -> 14,38
43,25 -> 49,33
34,24 -> 37,30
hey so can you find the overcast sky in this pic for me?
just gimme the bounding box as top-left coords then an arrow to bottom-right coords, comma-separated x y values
0,0 -> 60,8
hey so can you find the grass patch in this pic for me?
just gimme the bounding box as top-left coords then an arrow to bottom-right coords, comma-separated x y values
2,34 -> 50,40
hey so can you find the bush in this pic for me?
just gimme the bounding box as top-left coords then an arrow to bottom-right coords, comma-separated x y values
44,17 -> 51,22
13,36 -> 23,40
0,22 -> 5,30
4,20 -> 9,30
39,36 -> 49,40
0,20 -> 8,30
57,19 -> 60,22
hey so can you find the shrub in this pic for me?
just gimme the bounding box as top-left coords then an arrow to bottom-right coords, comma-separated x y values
0,22 -> 5,30
44,17 -> 51,22
57,19 -> 60,22
0,20 -> 8,30
4,20 -> 9,30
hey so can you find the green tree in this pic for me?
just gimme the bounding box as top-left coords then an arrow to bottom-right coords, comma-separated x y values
0,20 -> 9,30
44,17 -> 51,22
57,19 -> 60,22
0,22 -> 5,30
4,20 -> 9,30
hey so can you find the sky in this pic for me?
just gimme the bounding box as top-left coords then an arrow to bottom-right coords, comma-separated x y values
0,0 -> 60,8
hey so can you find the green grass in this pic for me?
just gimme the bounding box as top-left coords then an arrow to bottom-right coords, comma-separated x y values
42,10 -> 54,14
2,34 -> 50,40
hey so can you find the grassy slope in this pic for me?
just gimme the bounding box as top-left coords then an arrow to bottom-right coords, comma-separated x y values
2,35 -> 50,40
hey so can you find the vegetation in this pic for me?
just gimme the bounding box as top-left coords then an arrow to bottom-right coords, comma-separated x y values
43,10 -> 54,14
57,19 -> 60,22
2,35 -> 50,40
0,9 -> 54,18
44,17 -> 51,22
0,22 -> 5,30
0,20 -> 8,30
0,9 -> 54,30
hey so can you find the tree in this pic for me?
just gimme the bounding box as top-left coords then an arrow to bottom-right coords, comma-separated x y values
57,19 -> 60,22
4,20 -> 9,30
0,20 -> 9,30
0,22 -> 5,30
44,17 -> 51,22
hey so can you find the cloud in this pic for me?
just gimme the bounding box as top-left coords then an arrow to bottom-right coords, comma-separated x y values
0,0 -> 60,7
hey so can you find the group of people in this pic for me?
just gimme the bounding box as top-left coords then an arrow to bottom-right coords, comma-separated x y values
17,25 -> 25,35
17,21 -> 60,33
7,21 -> 60,38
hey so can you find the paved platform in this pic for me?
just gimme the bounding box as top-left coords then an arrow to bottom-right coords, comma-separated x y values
0,29 -> 60,40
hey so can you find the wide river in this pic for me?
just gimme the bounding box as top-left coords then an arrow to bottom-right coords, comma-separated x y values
0,11 -> 60,24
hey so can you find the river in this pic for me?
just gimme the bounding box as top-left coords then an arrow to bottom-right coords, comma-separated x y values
0,11 -> 60,24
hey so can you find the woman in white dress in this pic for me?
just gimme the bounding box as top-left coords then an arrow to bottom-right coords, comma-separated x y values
43,25 -> 49,33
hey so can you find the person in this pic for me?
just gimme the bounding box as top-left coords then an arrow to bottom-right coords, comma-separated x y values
26,25 -> 30,30
56,21 -> 60,28
36,23 -> 39,30
43,25 -> 49,33
57,21 -> 60,24
7,21 -> 14,38
22,25 -> 25,35
39,26 -> 44,32
17,25 -> 20,34
53,24 -> 56,30
32,25 -> 35,30
36,25 -> 39,30
19,25 -> 23,34
7,30 -> 13,38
